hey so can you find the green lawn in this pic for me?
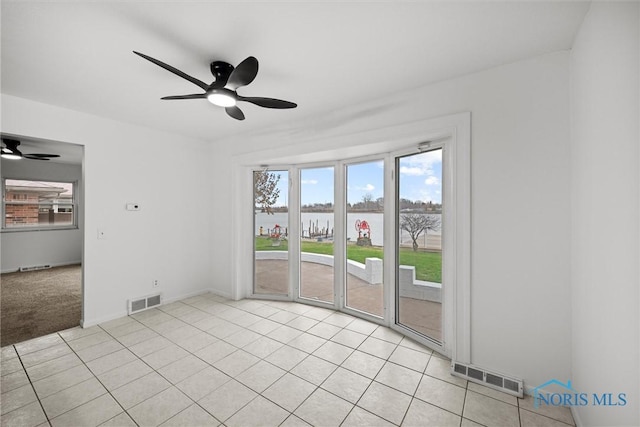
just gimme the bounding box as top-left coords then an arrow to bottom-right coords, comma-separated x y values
255,236 -> 441,283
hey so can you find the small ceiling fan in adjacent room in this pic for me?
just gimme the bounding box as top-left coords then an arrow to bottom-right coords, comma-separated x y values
133,51 -> 297,121
1,139 -> 60,161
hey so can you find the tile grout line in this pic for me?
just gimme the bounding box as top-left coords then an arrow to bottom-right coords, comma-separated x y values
94,317 -> 202,426
13,341 -> 54,427
517,390 -> 523,427
11,343 -> 78,384
51,331 -> 139,427
100,316 -> 224,426
460,379 -> 469,427
466,386 -> 521,408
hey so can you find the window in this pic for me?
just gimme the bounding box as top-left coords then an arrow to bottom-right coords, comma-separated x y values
2,179 -> 76,230
300,166 -> 335,304
254,170 -> 289,296
242,112 -> 470,359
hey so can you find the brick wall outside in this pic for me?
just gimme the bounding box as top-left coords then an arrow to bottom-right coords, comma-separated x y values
5,192 -> 40,225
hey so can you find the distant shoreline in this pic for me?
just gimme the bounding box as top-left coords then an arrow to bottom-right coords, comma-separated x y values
259,209 -> 442,214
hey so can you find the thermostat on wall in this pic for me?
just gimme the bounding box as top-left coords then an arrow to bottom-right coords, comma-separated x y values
126,203 -> 141,211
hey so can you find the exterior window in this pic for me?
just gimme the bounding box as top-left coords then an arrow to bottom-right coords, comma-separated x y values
2,179 -> 76,229
254,170 -> 289,296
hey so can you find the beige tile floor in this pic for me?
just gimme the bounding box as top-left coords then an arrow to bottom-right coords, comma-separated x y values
1,293 -> 575,427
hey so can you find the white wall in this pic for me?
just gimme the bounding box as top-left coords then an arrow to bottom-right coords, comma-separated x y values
570,3 -> 640,426
1,159 -> 83,272
0,95 -> 214,326
214,52 -> 573,389
209,142 -> 235,299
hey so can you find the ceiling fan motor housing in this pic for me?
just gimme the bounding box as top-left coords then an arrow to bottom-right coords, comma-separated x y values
209,61 -> 234,88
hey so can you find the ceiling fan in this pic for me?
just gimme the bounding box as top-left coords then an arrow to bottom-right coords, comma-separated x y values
133,51 -> 297,121
1,139 -> 60,161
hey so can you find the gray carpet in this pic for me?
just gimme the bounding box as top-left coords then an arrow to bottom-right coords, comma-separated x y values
1,264 -> 81,347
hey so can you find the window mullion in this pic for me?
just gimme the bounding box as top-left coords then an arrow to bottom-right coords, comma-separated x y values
334,161 -> 346,310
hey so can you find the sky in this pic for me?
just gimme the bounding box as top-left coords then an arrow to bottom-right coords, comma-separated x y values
266,149 -> 442,207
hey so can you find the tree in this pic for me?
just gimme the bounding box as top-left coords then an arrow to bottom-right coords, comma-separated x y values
254,171 -> 281,214
400,213 -> 440,251
362,193 -> 373,210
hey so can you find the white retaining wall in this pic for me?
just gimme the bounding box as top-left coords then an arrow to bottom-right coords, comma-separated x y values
256,251 -> 441,302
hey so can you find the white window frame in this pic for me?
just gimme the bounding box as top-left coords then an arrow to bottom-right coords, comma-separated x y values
251,166 -> 294,301
340,155 -> 389,324
235,112 -> 470,361
1,178 -> 78,232
295,162 -> 339,309
389,142 -> 451,355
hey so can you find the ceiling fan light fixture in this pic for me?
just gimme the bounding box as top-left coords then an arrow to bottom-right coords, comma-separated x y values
207,89 -> 237,107
1,151 -> 22,160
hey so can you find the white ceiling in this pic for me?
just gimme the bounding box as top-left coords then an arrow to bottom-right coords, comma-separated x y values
2,1 -> 589,152
1,134 -> 84,165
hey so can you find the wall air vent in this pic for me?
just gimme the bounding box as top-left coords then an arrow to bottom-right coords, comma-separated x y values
467,367 -> 485,381
128,293 -> 162,315
451,361 -> 524,397
454,364 -> 467,375
19,264 -> 52,272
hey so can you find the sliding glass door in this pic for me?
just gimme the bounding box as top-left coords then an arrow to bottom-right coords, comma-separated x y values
395,149 -> 443,343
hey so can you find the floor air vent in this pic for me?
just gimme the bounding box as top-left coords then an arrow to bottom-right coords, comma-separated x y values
19,264 -> 52,272
451,362 -> 523,397
128,293 -> 162,314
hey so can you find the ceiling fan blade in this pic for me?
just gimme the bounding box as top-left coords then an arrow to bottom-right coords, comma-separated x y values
239,96 -> 297,109
226,57 -> 259,89
225,106 -> 245,121
23,153 -> 60,158
133,51 -> 209,91
22,155 -> 50,161
161,94 -> 207,100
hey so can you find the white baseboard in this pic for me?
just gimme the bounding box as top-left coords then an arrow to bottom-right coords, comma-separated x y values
162,288 -> 212,305
210,288 -> 234,300
81,310 -> 128,328
1,260 -> 81,274
570,407 -> 583,427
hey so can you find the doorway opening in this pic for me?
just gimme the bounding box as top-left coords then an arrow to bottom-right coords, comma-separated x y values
395,148 -> 443,344
0,135 -> 84,346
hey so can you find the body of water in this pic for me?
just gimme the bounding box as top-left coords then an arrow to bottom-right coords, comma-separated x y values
255,212 -> 441,247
